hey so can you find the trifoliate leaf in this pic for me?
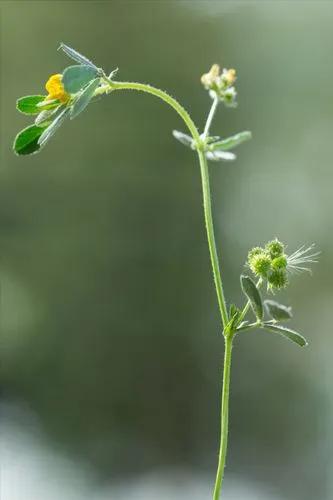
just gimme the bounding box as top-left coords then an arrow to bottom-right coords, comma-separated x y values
38,108 -> 70,148
13,124 -> 46,155
62,65 -> 99,94
240,275 -> 263,321
172,130 -> 193,148
206,150 -> 236,161
210,131 -> 252,151
58,43 -> 99,70
17,95 -> 48,115
262,324 -> 307,347
264,300 -> 292,321
70,78 -> 100,119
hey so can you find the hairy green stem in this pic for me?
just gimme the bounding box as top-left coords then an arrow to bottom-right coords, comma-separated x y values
100,79 -> 200,141
198,149 -> 229,328
213,335 -> 233,500
102,79 -> 230,499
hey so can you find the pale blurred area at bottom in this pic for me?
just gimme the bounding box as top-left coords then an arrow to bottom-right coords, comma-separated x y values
1,402 -> 282,500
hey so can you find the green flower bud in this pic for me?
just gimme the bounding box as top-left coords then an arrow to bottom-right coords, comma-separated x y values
265,239 -> 285,259
223,87 -> 237,107
271,255 -> 287,270
268,269 -> 288,290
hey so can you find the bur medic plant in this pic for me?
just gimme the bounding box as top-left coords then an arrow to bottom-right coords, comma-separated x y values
13,44 -> 319,499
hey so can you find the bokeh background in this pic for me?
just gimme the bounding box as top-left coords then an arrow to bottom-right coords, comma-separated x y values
1,1 -> 332,499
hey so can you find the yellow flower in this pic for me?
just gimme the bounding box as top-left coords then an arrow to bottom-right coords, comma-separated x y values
201,64 -> 221,88
224,68 -> 236,85
45,74 -> 70,103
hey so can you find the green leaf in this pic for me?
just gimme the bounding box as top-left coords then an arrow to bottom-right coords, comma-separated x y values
59,43 -> 99,70
172,130 -> 193,148
206,136 -> 220,144
35,106 -> 61,127
35,112 -> 53,127
206,150 -> 236,161
38,108 -> 70,148
16,95 -> 47,115
240,275 -> 263,321
229,304 -> 238,318
13,124 -> 46,155
36,98 -> 62,111
210,131 -> 252,151
62,65 -> 99,94
264,300 -> 292,321
226,304 -> 242,332
70,78 -> 100,119
262,324 -> 308,347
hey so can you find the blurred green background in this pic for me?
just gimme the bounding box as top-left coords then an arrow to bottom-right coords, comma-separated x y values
1,1 -> 332,499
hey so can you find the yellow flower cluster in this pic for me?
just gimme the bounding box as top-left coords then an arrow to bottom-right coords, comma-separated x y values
200,64 -> 237,107
45,74 -> 70,103
201,64 -> 237,89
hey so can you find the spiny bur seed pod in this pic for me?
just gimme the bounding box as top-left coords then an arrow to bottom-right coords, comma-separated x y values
248,246 -> 264,261
271,255 -> 287,270
247,239 -> 318,291
249,253 -> 271,277
268,269 -> 288,290
265,239 -> 285,259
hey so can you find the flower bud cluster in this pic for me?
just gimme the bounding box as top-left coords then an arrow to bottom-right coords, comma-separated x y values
201,64 -> 237,106
247,239 -> 288,290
